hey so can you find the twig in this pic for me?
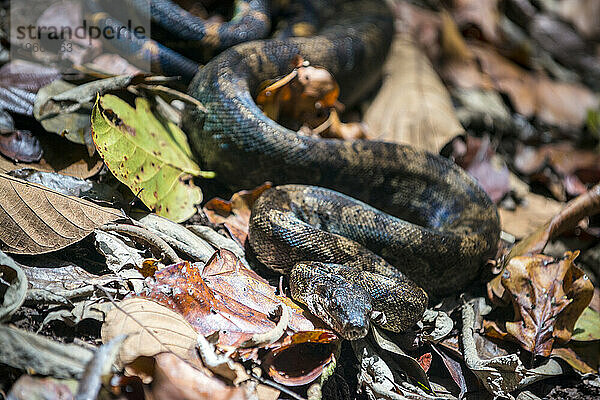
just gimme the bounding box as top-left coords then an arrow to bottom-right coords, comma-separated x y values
250,370 -> 306,400
100,223 -> 180,263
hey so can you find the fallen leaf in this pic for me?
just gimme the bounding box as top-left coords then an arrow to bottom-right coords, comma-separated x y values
33,80 -> 93,146
261,330 -> 338,386
0,130 -> 43,162
150,353 -> 247,400
0,324 -> 94,378
42,300 -> 113,328
503,183 -> 600,258
0,173 -> 123,254
101,297 -> 199,366
471,44 -> 599,128
0,133 -> 103,178
514,143 -> 600,198
22,262 -> 120,292
140,249 -> 315,348
463,298 -> 566,397
571,306 -> 600,342
551,341 -> 599,374
451,0 -> 501,43
452,135 -> 510,203
557,0 -> 600,39
499,190 -> 564,239
0,250 -> 27,322
393,2 -> 442,60
92,94 -> 211,222
204,183 -> 272,246
484,252 -> 593,357
7,375 -> 76,400
363,35 -> 464,153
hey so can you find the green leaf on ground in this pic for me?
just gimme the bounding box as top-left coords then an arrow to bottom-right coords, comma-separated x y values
572,307 -> 600,342
91,94 -> 213,222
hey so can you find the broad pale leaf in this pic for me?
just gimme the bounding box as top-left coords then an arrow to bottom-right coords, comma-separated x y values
91,94 -> 211,222
364,35 -> 464,152
100,297 -> 198,366
0,173 -> 123,254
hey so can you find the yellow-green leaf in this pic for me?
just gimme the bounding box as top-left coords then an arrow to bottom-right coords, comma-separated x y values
91,94 -> 212,222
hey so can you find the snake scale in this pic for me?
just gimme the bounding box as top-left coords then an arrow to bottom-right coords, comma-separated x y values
94,0 -> 501,339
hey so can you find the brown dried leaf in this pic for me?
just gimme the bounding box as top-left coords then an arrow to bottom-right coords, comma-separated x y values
485,252 -> 593,357
141,249 -> 315,348
498,190 -> 564,239
203,183 -> 272,246
0,130 -> 43,163
551,341 -> 599,374
451,0 -> 501,43
557,0 -> 600,39
150,353 -> 247,400
471,45 -> 599,128
0,133 -> 103,178
100,297 -> 199,366
364,35 -> 464,152
0,173 -> 123,254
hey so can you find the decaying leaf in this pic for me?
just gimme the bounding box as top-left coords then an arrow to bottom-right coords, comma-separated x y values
0,60 -> 60,115
261,330 -> 338,386
0,133 -> 103,178
470,44 -> 599,128
363,35 -> 464,153
91,94 -> 211,222
0,324 -> 94,378
6,375 -> 77,400
451,0 -> 501,43
0,130 -> 43,162
203,183 -> 272,246
502,183 -> 600,259
0,173 -> 123,254
0,250 -> 27,322
570,306 -> 600,342
42,300 -> 113,328
498,190 -> 564,239
140,249 -> 315,348
462,298 -> 566,397
551,341 -> 599,374
484,252 -> 593,357
101,297 -> 199,366
514,143 -> 600,199
150,353 -> 247,400
33,79 -> 93,146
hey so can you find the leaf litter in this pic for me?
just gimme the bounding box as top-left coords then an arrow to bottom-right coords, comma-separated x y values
1,0 -> 600,399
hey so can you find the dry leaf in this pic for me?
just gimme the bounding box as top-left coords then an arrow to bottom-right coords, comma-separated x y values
451,0 -> 501,42
363,35 -> 464,152
100,297 -> 199,366
140,249 -> 315,348
499,191 -> 564,238
203,183 -> 272,246
557,0 -> 600,39
551,341 -> 599,374
150,353 -> 247,400
471,45 -> 599,128
0,133 -> 103,178
0,173 -> 123,254
484,252 -> 593,357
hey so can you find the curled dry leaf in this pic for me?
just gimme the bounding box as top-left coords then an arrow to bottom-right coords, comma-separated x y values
363,35 -> 464,153
140,249 -> 315,348
0,251 -> 27,322
0,130 -> 43,163
0,173 -> 123,254
484,252 -> 593,357
261,330 -> 338,386
100,297 -> 199,366
203,183 -> 272,246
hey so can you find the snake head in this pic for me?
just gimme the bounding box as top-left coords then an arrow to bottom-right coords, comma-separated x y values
290,263 -> 373,340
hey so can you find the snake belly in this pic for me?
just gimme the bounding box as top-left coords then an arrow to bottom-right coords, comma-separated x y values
182,0 -> 501,339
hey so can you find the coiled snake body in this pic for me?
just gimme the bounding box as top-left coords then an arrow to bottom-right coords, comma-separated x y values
152,0 -> 499,340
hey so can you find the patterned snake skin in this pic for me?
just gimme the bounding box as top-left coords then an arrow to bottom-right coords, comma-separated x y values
176,0 -> 501,340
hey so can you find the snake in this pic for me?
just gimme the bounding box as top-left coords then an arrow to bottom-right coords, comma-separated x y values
91,0 -> 501,340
